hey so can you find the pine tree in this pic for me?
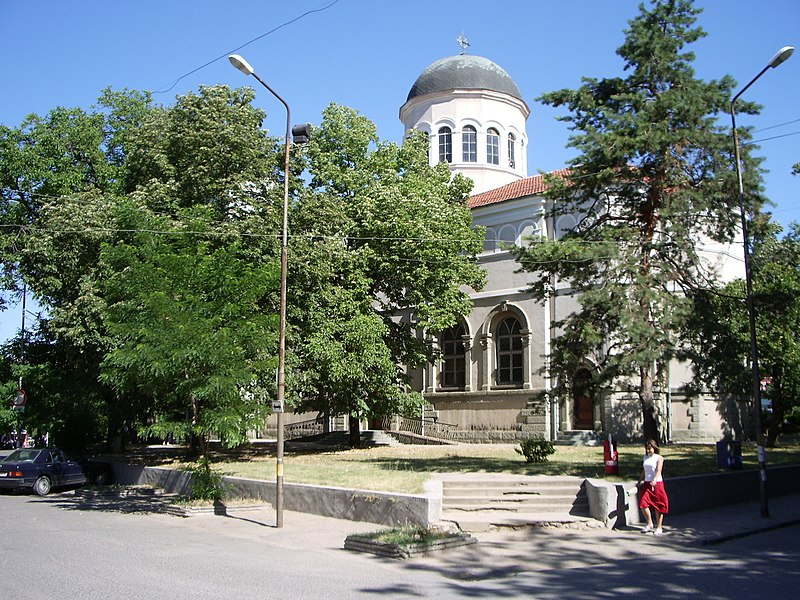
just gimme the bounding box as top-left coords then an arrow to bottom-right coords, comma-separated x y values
513,0 -> 763,441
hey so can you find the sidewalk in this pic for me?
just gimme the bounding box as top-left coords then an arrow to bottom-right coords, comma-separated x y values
397,492 -> 800,579
213,492 -> 800,579
644,491 -> 800,546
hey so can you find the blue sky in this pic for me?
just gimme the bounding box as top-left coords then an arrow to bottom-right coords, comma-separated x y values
1,0 -> 798,342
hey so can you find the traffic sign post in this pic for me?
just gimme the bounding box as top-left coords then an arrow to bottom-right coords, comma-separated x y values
12,389 -> 27,410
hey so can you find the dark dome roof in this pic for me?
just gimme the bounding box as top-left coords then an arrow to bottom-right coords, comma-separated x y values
406,55 -> 522,102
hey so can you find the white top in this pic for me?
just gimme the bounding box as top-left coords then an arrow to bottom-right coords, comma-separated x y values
643,453 -> 663,483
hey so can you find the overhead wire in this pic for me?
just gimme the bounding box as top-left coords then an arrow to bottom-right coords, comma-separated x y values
153,0 -> 340,94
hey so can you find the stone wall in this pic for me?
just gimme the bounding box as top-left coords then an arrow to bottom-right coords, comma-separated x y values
427,388 -> 549,442
110,462 -> 438,527
585,464 -> 800,528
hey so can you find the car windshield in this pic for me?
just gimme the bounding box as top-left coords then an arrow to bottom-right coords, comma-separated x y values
3,449 -> 42,463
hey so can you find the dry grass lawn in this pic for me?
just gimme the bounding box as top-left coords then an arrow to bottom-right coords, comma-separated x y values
133,440 -> 800,495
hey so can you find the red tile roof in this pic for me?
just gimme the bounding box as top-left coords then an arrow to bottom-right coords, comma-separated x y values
468,169 -> 572,208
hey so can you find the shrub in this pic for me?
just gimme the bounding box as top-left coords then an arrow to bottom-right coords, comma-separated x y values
364,526 -> 450,545
516,436 -> 556,463
188,456 -> 226,502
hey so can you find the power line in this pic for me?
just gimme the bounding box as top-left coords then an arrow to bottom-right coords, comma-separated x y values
746,130 -> 800,145
753,117 -> 800,134
0,222 -> 748,263
153,0 -> 340,94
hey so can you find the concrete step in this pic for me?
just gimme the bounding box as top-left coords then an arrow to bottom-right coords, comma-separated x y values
293,430 -> 399,448
443,494 -> 588,507
556,430 -> 601,446
443,497 -> 589,513
439,475 -> 590,519
442,481 -> 584,494
440,510 -> 598,533
359,430 -> 399,446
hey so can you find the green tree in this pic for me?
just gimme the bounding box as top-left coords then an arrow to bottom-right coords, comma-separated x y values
99,206 -> 277,454
684,219 -> 800,446
0,85 -> 285,450
0,90 -> 153,448
0,329 -> 108,450
512,0 -> 761,441
290,105 -> 485,443
95,85 -> 285,453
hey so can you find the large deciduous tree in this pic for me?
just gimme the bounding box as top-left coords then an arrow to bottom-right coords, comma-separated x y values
512,0 -> 762,441
0,89 -> 153,448
684,219 -> 800,446
0,85 -> 285,451
97,85 -> 284,453
290,104 -> 485,443
99,206 -> 278,453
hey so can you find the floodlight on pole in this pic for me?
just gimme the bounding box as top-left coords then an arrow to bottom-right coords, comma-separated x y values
229,53 -> 291,528
730,44 -> 794,519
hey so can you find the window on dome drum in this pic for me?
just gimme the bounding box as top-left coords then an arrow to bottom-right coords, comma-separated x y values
496,317 -> 523,385
441,325 -> 466,388
438,127 -> 452,163
487,128 -> 500,165
508,133 -> 516,168
462,125 -> 477,162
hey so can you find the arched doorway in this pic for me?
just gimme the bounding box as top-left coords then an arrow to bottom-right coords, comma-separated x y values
572,368 -> 594,430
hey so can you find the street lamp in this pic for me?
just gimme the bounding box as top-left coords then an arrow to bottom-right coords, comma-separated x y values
229,53 -> 291,528
730,45 -> 794,519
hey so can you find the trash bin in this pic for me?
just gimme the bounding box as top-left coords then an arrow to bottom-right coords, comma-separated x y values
716,439 -> 743,470
603,436 -> 618,475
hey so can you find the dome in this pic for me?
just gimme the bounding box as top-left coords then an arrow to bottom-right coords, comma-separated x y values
406,54 -> 523,102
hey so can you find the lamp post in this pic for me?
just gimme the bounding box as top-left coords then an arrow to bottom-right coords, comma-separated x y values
730,45 -> 794,519
229,53 -> 290,528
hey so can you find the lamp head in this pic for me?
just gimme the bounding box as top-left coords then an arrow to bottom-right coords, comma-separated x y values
768,46 -> 794,69
228,54 -> 255,76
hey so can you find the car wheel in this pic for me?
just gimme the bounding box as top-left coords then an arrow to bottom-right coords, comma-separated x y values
34,475 -> 52,496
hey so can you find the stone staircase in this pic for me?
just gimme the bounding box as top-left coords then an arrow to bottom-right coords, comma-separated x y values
438,475 -> 596,532
555,430 -> 601,446
292,429 -> 399,448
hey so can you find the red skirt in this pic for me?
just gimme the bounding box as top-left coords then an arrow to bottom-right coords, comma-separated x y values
639,481 -> 669,514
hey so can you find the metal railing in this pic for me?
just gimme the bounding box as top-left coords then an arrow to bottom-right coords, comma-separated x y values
284,417 -> 326,440
381,415 -> 458,441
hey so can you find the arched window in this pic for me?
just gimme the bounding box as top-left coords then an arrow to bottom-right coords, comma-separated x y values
487,127 -> 500,165
420,130 -> 430,163
496,317 -> 523,385
483,227 -> 497,253
438,127 -> 452,163
508,133 -> 516,168
462,125 -> 477,162
441,325 -> 466,388
498,224 -> 516,249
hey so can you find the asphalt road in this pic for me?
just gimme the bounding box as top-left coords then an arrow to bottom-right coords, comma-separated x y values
2,491 -> 798,599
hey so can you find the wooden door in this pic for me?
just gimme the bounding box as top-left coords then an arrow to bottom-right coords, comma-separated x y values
572,368 -> 594,430
573,394 -> 594,430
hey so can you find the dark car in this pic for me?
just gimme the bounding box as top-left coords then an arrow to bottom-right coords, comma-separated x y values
0,448 -> 87,496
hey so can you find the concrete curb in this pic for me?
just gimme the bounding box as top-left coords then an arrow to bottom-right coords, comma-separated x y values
344,532 -> 477,559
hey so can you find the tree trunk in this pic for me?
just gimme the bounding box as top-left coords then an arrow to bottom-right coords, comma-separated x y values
189,398 -> 201,456
764,409 -> 782,448
640,365 -> 660,442
348,414 -> 361,447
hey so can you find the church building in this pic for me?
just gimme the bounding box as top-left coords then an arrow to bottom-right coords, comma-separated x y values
398,52 -> 747,444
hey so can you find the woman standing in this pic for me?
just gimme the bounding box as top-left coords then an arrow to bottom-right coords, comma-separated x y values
636,439 -> 669,535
